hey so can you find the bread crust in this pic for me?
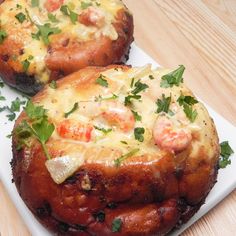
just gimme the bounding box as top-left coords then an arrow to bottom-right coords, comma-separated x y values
0,1 -> 133,95
11,65 -> 220,235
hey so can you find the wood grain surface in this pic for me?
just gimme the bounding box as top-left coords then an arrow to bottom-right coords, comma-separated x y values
0,0 -> 236,235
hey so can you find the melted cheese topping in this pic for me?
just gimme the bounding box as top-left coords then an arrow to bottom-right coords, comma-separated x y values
0,0 -> 127,82
31,66 -> 219,184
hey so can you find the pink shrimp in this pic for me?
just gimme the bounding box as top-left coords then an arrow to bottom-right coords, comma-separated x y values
57,101 -> 135,142
57,119 -> 93,142
78,6 -> 105,27
153,116 -> 192,153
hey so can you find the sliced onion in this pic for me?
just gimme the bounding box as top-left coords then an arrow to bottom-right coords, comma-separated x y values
45,155 -> 84,184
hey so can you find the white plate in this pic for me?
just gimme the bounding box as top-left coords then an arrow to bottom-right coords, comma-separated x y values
0,43 -> 236,236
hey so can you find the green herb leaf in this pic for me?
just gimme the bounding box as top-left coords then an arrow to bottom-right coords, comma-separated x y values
17,102 -> 55,159
6,113 -> 16,121
183,104 -> 198,122
219,141 -> 234,168
31,0 -> 39,7
94,126 -> 112,134
96,75 -> 109,87
48,13 -> 59,23
60,5 -> 78,24
114,149 -> 139,167
0,94 -> 5,101
111,218 -> 122,232
0,29 -> 7,44
124,94 -> 141,106
24,100 -> 47,120
177,94 -> 198,106
134,127 -> 145,142
161,65 -> 185,88
0,81 -> 4,88
94,211 -> 105,222
21,59 -> 30,72
32,119 -> 55,143
131,80 -> 149,95
156,94 -> 171,113
131,110 -> 142,121
120,140 -> 128,145
15,12 -> 26,23
35,23 -> 61,45
11,97 -> 26,112
81,1 -> 93,10
94,94 -> 118,102
49,80 -> 57,89
16,4 -> 22,9
64,102 -> 79,118
149,75 -> 155,80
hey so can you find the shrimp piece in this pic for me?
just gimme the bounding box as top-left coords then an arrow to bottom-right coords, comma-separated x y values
57,119 -> 93,142
153,116 -> 192,153
101,101 -> 135,132
44,0 -> 64,12
78,7 -> 105,27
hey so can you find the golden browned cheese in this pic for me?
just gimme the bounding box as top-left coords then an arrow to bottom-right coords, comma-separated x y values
0,0 -> 133,94
12,65 -> 220,235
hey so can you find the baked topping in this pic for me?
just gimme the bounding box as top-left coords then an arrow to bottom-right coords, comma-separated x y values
0,0 -> 128,82
14,65 -> 214,184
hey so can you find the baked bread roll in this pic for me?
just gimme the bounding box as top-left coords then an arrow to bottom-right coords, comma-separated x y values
0,0 -> 133,95
11,65 -> 220,235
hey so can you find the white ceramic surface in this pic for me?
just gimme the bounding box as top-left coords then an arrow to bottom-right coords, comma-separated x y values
0,43 -> 235,236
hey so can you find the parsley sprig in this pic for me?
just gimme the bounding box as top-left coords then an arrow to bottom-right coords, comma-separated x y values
160,65 -> 185,88
111,218 -> 122,232
60,5 -> 78,24
14,101 -> 55,160
219,141 -> 234,168
156,94 -> 171,114
125,80 -> 149,106
0,29 -> 7,44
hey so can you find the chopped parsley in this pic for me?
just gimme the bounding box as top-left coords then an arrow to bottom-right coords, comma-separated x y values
48,13 -> 59,23
120,140 -> 128,145
219,141 -> 234,168
124,94 -> 141,106
0,29 -> 7,44
64,102 -> 79,118
125,80 -> 149,106
31,0 -> 39,7
60,5 -> 78,24
177,94 -> 198,106
96,75 -> 109,87
183,104 -> 198,122
21,55 -> 34,72
94,211 -> 105,222
0,97 -> 26,121
114,148 -> 139,167
81,1 -> 93,10
160,65 -> 185,88
49,80 -> 57,89
0,92 -> 5,101
177,94 -> 198,122
131,80 -> 149,95
149,75 -> 155,80
134,127 -> 145,142
111,218 -> 122,232
156,94 -> 171,113
0,80 -> 4,88
15,100 -> 55,159
94,126 -> 112,134
35,23 -> 61,45
94,94 -> 118,102
131,110 -> 142,121
16,4 -> 22,9
15,12 -> 26,23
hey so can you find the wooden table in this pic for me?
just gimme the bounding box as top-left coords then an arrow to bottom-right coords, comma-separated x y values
0,0 -> 236,235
